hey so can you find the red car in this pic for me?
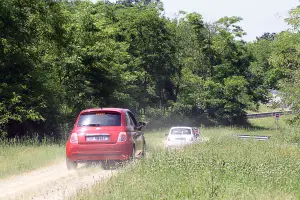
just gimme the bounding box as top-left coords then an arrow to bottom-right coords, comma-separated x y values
65,108 -> 146,170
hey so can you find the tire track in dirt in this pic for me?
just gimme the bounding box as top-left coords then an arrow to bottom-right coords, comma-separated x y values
0,161 -> 119,200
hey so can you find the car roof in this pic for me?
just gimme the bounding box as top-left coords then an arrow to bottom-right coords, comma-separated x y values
170,126 -> 193,129
80,108 -> 129,113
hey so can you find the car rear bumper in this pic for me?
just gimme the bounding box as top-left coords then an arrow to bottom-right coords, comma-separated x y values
66,143 -> 132,162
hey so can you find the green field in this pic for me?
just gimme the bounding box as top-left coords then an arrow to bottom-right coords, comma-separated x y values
0,138 -> 64,179
73,116 -> 300,199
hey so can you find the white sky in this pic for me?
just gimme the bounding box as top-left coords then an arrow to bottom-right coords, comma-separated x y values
92,0 -> 299,41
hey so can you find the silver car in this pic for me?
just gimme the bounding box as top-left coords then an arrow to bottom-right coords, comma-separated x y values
165,126 -> 201,149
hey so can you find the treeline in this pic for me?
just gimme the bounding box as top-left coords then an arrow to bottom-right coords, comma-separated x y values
0,0 -> 299,138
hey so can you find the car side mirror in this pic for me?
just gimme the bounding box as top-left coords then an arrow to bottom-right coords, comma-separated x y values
138,122 -> 146,127
135,121 -> 146,130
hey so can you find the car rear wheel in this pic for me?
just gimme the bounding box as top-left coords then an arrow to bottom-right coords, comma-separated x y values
66,157 -> 78,170
142,141 -> 146,157
101,160 -> 111,170
130,146 -> 135,161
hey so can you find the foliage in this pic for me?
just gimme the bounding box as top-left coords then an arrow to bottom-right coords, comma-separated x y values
247,5 -> 300,125
271,6 -> 300,124
1,0 -> 300,138
0,135 -> 64,178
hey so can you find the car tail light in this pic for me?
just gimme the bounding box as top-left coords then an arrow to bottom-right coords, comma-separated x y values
117,132 -> 127,142
70,132 -> 78,144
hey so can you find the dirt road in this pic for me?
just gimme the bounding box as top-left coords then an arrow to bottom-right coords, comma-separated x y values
0,161 -> 119,200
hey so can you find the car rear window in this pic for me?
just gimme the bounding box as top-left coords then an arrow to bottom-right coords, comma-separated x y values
171,128 -> 191,135
77,112 -> 121,127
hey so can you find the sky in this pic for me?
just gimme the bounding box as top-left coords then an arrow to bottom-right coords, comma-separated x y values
160,0 -> 299,41
92,0 -> 299,42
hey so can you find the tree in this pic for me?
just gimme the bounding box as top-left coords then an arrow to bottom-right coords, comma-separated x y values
277,5 -> 300,124
0,0 -> 50,137
110,4 -> 177,113
169,14 -> 259,124
247,33 -> 276,103
2,0 -> 291,138
256,32 -> 276,41
285,5 -> 300,31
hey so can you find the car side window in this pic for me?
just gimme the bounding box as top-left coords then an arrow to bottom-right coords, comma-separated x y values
125,112 -> 134,127
128,112 -> 137,127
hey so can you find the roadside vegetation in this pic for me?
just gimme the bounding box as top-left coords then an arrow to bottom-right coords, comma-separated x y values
0,137 -> 64,179
73,116 -> 300,199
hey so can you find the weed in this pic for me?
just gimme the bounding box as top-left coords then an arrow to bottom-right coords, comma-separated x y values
73,117 -> 300,199
0,136 -> 64,179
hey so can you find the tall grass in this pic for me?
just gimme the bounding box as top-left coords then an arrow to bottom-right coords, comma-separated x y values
73,137 -> 300,199
73,116 -> 300,199
0,135 -> 65,179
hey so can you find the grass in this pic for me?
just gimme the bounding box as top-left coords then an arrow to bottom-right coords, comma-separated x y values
246,103 -> 289,114
0,137 -> 65,179
145,128 -> 168,151
202,115 -> 291,139
250,115 -> 289,129
73,115 -> 300,200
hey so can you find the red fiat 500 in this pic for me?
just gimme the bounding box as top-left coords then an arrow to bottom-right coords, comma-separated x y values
65,108 -> 146,170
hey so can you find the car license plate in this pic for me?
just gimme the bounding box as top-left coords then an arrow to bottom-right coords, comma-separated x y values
86,136 -> 109,141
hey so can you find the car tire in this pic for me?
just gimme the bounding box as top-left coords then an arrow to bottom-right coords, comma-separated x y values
66,157 -> 78,170
101,160 -> 111,170
130,146 -> 135,162
142,141 -> 146,157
